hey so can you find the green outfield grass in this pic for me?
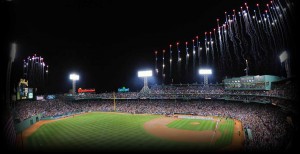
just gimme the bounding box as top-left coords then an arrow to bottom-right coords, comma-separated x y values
215,119 -> 235,148
167,118 -> 234,148
26,112 -> 234,152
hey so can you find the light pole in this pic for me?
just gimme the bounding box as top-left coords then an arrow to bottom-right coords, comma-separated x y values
162,50 -> 165,84
244,59 -> 249,76
4,42 -> 17,151
199,69 -> 212,85
138,70 -> 152,94
279,51 -> 290,78
6,43 -> 16,109
69,74 -> 79,95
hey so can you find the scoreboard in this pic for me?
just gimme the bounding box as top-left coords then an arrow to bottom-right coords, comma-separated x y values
17,87 -> 34,100
16,79 -> 34,100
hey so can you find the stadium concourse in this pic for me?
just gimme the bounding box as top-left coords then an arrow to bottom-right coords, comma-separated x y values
12,78 -> 298,152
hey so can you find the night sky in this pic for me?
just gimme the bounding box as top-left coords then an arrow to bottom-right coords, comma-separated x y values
3,0 -> 296,94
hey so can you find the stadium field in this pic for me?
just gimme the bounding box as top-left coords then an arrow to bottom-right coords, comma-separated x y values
167,118 -> 235,148
21,112 -> 240,152
167,119 -> 217,131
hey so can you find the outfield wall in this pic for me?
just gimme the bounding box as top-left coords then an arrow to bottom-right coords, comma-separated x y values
15,113 -> 42,133
15,111 -> 84,132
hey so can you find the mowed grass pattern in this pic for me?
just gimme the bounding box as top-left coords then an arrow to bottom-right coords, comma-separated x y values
214,119 -> 235,148
167,118 -> 234,148
26,112 -> 233,152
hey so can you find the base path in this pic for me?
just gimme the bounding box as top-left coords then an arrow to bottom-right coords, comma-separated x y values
220,119 -> 244,151
144,117 -> 221,143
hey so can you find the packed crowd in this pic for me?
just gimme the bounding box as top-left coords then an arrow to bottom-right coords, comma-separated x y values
14,98 -> 294,152
225,95 -> 271,103
270,80 -> 297,100
147,85 -> 224,99
75,92 -> 139,99
225,82 -> 265,89
150,85 -> 224,95
14,100 -> 76,121
71,82 -> 296,102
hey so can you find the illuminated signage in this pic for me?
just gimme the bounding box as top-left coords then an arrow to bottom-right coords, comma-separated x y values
78,88 -> 95,93
118,87 -> 129,92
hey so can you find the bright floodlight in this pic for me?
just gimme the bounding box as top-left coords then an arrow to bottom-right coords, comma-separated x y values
138,70 -> 153,77
279,51 -> 288,63
279,51 -> 291,78
199,69 -> 212,75
137,70 -> 152,94
70,73 -> 79,95
70,74 -> 79,80
10,43 -> 17,62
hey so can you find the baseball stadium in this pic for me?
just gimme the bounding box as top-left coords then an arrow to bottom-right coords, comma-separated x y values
12,82 -> 297,152
2,0 -> 298,153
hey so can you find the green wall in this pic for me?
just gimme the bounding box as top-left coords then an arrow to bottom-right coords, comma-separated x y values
15,113 -> 42,133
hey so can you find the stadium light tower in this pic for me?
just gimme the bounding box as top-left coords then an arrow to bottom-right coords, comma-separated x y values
138,70 -> 152,93
199,69 -> 212,85
6,43 -> 16,108
279,51 -> 290,78
244,59 -> 249,76
69,73 -> 79,95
